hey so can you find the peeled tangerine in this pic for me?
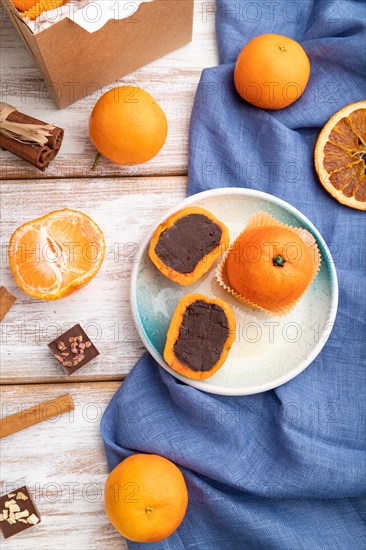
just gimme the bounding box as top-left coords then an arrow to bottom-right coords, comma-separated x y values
104,454 -> 188,543
216,212 -> 320,316
89,86 -> 168,165
8,209 -> 105,300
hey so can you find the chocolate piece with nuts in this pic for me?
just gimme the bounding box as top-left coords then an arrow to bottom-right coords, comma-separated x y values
48,324 -> 99,376
0,485 -> 40,539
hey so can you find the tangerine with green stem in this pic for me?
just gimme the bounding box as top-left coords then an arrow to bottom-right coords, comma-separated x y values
226,225 -> 315,309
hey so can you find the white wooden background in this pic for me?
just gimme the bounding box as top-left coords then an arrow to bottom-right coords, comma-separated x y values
0,1 -> 218,547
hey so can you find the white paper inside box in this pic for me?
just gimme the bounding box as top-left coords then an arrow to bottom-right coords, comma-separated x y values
1,0 -> 194,108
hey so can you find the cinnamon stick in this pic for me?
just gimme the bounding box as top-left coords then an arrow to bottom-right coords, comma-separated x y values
0,133 -> 53,170
5,110 -> 64,151
0,286 -> 16,321
0,394 -> 74,439
0,103 -> 64,170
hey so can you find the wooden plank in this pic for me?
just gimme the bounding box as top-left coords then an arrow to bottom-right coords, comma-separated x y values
0,176 -> 186,384
0,381 -> 127,549
0,0 -> 218,179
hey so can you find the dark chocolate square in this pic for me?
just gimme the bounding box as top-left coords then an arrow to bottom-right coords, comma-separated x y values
48,324 -> 99,376
0,485 -> 41,539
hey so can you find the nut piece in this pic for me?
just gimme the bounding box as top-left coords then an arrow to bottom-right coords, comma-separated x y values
27,514 -> 40,525
18,518 -> 28,524
0,509 -> 9,521
7,493 -> 16,498
16,491 -> 28,501
62,360 -> 72,368
69,337 -> 76,343
57,341 -> 67,351
54,354 -> 64,364
61,352 -> 70,358
4,500 -> 16,508
72,354 -> 84,366
15,510 -> 29,519
7,516 -> 16,525
85,341 -> 92,348
9,504 -> 20,513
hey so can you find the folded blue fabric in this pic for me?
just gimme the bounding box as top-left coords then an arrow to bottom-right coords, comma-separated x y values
101,1 -> 366,548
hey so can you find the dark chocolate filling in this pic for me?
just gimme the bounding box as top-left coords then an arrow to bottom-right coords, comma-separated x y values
173,300 -> 229,372
154,214 -> 222,274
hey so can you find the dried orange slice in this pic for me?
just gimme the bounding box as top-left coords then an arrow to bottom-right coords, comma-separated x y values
314,100 -> 366,210
8,209 -> 106,300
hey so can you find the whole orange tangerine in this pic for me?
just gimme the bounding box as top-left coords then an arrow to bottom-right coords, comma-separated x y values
104,454 -> 188,543
234,34 -> 310,110
89,86 -> 168,165
226,225 -> 314,309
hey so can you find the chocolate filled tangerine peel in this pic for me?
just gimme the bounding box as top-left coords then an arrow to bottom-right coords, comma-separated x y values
149,207 -> 230,286
164,294 -> 236,380
314,100 -> 366,210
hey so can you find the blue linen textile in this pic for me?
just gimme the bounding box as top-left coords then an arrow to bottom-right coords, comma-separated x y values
101,1 -> 366,548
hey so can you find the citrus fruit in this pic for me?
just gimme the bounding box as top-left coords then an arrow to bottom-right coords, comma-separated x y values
8,209 -> 105,300
18,0 -> 66,18
226,225 -> 315,309
104,454 -> 188,543
89,86 -> 168,165
314,100 -> 366,210
234,34 -> 310,110
11,0 -> 37,11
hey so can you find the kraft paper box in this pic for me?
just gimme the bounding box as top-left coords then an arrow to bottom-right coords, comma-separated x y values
1,0 -> 194,108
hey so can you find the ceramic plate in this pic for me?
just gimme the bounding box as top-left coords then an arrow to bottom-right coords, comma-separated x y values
130,188 -> 338,395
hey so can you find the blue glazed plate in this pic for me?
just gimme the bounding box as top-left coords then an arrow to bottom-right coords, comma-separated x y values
130,188 -> 338,395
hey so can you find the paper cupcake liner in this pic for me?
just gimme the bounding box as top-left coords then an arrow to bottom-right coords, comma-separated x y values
215,211 -> 321,317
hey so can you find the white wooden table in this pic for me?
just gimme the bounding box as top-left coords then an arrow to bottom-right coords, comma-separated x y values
0,2 -> 218,547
